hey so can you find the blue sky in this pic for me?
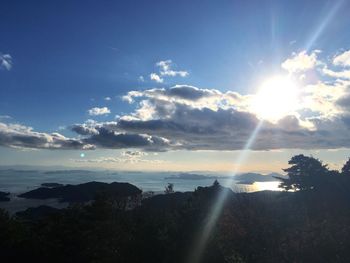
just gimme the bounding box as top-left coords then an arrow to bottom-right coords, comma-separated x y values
1,0 -> 350,172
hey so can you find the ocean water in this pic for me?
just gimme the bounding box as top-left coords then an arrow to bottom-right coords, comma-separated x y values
0,169 -> 280,194
0,169 -> 280,214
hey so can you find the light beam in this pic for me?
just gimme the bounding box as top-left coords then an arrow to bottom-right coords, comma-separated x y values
187,120 -> 264,263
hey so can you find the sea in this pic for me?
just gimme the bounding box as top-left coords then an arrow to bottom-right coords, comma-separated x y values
0,169 -> 280,214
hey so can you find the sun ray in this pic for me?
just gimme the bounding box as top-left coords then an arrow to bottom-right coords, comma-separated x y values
304,0 -> 344,52
187,120 -> 264,263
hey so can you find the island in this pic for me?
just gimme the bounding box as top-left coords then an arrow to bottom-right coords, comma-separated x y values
18,181 -> 142,205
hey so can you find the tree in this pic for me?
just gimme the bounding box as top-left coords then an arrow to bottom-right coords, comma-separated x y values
277,154 -> 330,191
213,179 -> 220,187
165,183 -> 174,194
341,158 -> 350,176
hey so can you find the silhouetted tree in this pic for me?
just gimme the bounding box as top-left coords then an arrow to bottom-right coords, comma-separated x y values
165,183 -> 174,194
213,179 -> 220,187
277,154 -> 330,191
341,158 -> 350,176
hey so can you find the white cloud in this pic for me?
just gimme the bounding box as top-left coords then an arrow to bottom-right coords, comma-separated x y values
104,97 -> 111,101
156,60 -> 189,77
333,50 -> 350,67
139,75 -> 145,82
0,115 -> 11,120
148,60 -> 188,83
322,67 -> 350,79
281,50 -> 318,73
149,73 -> 164,83
88,107 -> 111,116
0,53 -> 13,71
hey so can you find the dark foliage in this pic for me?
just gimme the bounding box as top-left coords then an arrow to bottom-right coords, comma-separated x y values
0,191 -> 10,202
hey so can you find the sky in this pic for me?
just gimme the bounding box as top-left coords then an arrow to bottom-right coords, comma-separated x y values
1,0 -> 350,172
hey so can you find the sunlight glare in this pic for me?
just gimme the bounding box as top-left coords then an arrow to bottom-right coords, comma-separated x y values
252,76 -> 299,121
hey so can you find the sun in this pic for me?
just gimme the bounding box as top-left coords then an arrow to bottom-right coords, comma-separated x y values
251,75 -> 299,121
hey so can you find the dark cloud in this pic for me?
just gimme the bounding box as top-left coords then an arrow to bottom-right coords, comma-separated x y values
0,123 -> 92,150
167,85 -> 217,100
71,104 -> 350,151
71,124 -> 98,136
83,127 -> 171,151
3,86 -> 350,152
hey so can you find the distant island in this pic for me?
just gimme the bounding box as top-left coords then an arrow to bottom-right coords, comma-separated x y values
19,181 -> 142,203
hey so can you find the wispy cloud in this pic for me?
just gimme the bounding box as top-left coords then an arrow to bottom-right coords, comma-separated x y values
156,60 -> 189,77
72,150 -> 164,164
0,53 -> 13,71
0,115 -> 11,120
149,60 -> 188,83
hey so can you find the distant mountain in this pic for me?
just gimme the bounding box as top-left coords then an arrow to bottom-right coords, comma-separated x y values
234,172 -> 286,184
19,181 -> 142,203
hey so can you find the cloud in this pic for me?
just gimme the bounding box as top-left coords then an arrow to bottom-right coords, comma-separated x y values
139,75 -> 145,82
66,80 -> 350,152
122,85 -> 249,114
72,156 -> 164,164
122,150 -> 148,157
149,60 -> 188,83
333,50 -> 350,67
104,97 -> 111,101
0,115 -> 11,120
322,67 -> 350,79
156,60 -> 189,77
149,73 -> 163,83
0,53 -> 13,71
72,150 -> 163,164
82,128 -> 172,151
281,50 -> 319,73
88,107 -> 111,116
0,122 -> 93,150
